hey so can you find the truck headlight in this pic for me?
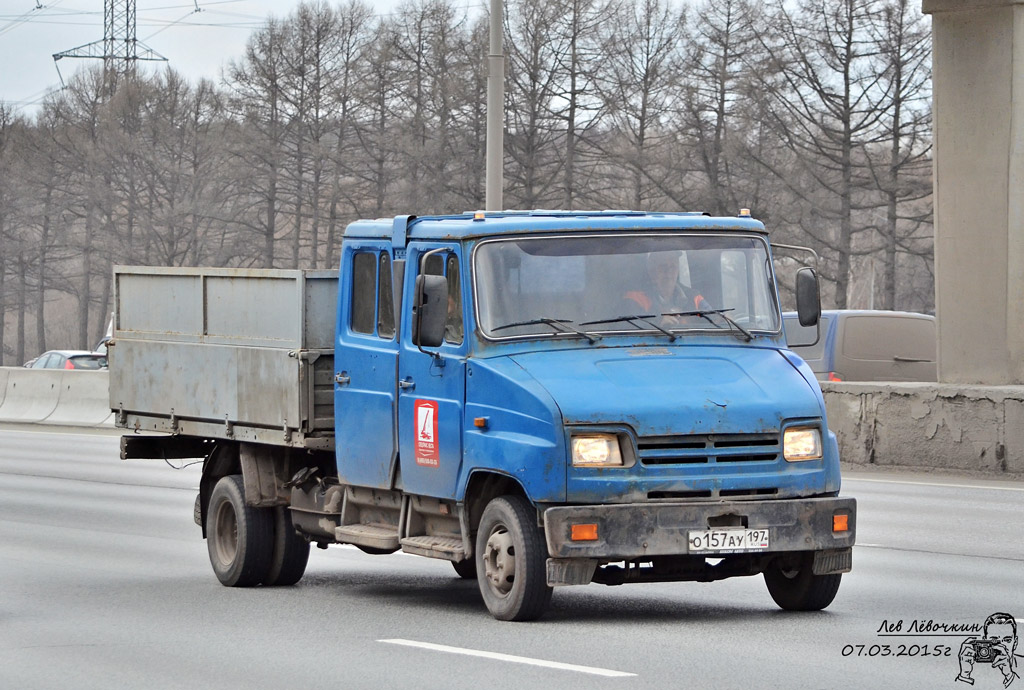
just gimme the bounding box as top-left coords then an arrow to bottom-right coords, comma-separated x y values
783,427 -> 822,461
571,434 -> 623,467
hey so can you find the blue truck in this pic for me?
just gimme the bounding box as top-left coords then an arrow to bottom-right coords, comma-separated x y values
111,210 -> 855,621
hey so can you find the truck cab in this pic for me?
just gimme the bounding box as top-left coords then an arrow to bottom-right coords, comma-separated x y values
330,211 -> 853,619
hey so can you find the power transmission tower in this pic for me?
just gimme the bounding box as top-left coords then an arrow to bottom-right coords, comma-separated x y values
52,0 -> 167,92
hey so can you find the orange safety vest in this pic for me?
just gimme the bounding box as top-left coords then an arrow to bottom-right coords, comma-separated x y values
624,290 -> 706,313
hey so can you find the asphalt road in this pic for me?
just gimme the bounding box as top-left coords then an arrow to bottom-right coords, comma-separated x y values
1,426 -> 1022,690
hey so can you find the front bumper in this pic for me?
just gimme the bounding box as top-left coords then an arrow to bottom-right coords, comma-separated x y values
542,496 -> 856,559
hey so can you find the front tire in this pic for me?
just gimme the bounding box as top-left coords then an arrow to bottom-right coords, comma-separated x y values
206,475 -> 273,587
764,552 -> 841,611
475,495 -> 552,621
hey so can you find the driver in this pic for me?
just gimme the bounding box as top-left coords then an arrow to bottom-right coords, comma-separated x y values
624,251 -> 706,322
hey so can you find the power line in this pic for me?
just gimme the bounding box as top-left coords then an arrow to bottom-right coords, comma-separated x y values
0,1 -> 68,40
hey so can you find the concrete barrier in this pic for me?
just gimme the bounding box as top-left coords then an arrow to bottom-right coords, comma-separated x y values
45,370 -> 115,427
0,367 -> 113,428
0,367 -> 9,409
822,382 -> 1024,475
0,368 -> 63,423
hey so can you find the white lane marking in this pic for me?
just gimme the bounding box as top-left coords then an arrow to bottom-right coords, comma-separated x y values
378,639 -> 637,678
845,477 -> 1024,492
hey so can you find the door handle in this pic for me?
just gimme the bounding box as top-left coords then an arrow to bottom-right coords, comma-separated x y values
398,378 -> 415,390
335,372 -> 351,386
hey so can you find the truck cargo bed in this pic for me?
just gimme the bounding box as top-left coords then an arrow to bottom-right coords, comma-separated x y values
109,266 -> 337,449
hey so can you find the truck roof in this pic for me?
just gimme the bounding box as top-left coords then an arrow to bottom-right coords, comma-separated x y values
344,210 -> 767,242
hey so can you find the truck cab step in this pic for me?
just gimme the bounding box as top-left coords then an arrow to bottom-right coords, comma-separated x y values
335,524 -> 400,551
400,535 -> 466,561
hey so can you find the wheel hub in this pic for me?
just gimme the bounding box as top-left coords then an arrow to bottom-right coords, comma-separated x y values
483,527 -> 516,596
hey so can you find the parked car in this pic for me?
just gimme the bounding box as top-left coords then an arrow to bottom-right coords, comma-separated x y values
24,350 -> 108,370
783,309 -> 936,382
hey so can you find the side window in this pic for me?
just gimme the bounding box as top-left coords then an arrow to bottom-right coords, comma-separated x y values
377,252 -> 395,339
424,253 -> 444,277
421,250 -> 463,346
351,252 -> 377,335
445,254 -> 463,344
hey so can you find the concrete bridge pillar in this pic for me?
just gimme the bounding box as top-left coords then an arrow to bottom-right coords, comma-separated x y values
924,0 -> 1024,384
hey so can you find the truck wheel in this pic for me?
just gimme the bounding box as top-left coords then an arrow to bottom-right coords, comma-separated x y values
764,553 -> 841,611
206,475 -> 273,587
452,558 -> 476,579
475,495 -> 552,621
262,507 -> 310,586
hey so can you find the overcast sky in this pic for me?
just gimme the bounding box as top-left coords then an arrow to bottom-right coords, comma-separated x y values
0,0 -> 461,113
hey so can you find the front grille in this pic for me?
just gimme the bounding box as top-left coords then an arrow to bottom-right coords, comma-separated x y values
648,490 -> 713,500
720,488 -> 779,497
638,433 -> 780,466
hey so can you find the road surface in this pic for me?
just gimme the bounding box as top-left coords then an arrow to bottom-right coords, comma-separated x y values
1,426 -> 1021,689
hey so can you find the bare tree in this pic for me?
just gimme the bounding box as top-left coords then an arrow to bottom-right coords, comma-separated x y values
325,0 -> 374,268
225,17 -> 289,267
503,0 -> 571,207
680,0 -> 763,215
594,0 -> 685,209
866,0 -> 932,310
754,0 -> 888,308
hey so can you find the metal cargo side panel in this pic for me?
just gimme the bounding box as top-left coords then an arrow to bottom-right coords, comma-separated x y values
311,354 -> 335,430
117,273 -> 204,337
114,266 -> 337,349
110,340 -> 302,430
204,275 -> 304,345
304,275 -> 339,350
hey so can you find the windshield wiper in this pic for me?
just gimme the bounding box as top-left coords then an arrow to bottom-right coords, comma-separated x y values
492,317 -> 601,344
580,314 -> 676,341
661,308 -> 753,342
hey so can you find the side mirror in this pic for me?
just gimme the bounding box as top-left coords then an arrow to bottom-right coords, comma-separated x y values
795,267 -> 821,327
413,274 -> 447,348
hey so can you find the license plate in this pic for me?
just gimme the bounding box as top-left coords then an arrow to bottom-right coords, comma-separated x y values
688,528 -> 770,553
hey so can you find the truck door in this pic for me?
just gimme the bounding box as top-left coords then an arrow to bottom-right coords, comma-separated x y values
397,245 -> 467,499
335,245 -> 399,489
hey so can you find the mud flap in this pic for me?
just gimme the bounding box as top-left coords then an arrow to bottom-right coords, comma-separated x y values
812,547 -> 852,575
546,558 -> 598,586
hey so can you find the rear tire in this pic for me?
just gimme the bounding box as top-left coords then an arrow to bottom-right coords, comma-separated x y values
764,553 -> 841,611
206,475 -> 273,587
262,506 -> 310,586
475,495 -> 552,621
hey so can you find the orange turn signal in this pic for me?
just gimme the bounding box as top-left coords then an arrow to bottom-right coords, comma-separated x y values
473,417 -> 489,429
571,523 -> 599,541
833,514 -> 849,532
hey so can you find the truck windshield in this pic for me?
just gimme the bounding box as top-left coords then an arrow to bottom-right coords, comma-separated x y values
474,233 -> 780,340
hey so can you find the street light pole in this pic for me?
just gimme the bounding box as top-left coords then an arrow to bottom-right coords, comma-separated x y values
485,0 -> 504,212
